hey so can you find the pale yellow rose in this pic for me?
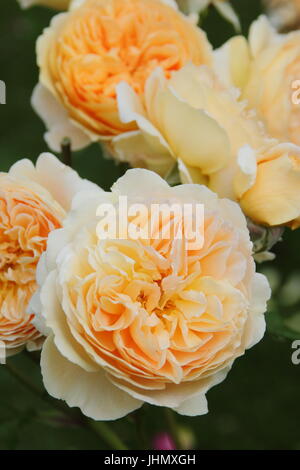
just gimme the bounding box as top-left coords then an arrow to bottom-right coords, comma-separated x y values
112,64 -> 266,191
263,0 -> 300,31
0,153 -> 96,357
113,62 -> 300,228
33,0 -> 212,152
236,143 -> 300,229
18,0 -> 70,9
31,169 -> 270,420
214,16 -> 300,146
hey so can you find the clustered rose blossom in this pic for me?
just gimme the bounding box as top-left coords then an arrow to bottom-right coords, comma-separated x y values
31,170 -> 270,419
33,0 -> 212,151
0,153 -> 95,357
113,62 -> 300,228
34,3 -> 300,232
6,0 -> 298,424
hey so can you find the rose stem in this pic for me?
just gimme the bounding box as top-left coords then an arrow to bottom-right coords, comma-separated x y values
87,420 -> 129,450
61,137 -> 72,168
164,408 -> 183,450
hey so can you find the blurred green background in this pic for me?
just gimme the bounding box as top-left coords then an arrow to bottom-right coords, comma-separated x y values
1,0 -> 300,450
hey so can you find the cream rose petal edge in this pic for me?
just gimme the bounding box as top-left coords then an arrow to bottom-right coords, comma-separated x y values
41,336 -> 143,421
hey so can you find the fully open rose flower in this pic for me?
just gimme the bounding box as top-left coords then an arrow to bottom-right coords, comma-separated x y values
113,63 -> 300,228
0,153 -> 95,357
32,169 -> 270,420
33,0 -> 212,152
18,0 -> 70,9
214,16 -> 300,146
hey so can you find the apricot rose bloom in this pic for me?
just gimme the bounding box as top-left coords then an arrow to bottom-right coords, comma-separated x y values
33,0 -> 212,152
0,153 -> 95,357
114,63 -> 300,228
18,0 -> 70,9
32,169 -> 270,419
215,16 -> 300,146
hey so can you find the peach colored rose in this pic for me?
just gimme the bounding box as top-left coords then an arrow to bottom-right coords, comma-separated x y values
33,0 -> 212,152
0,153 -> 96,357
18,0 -> 70,9
32,169 -> 270,420
214,16 -> 300,146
